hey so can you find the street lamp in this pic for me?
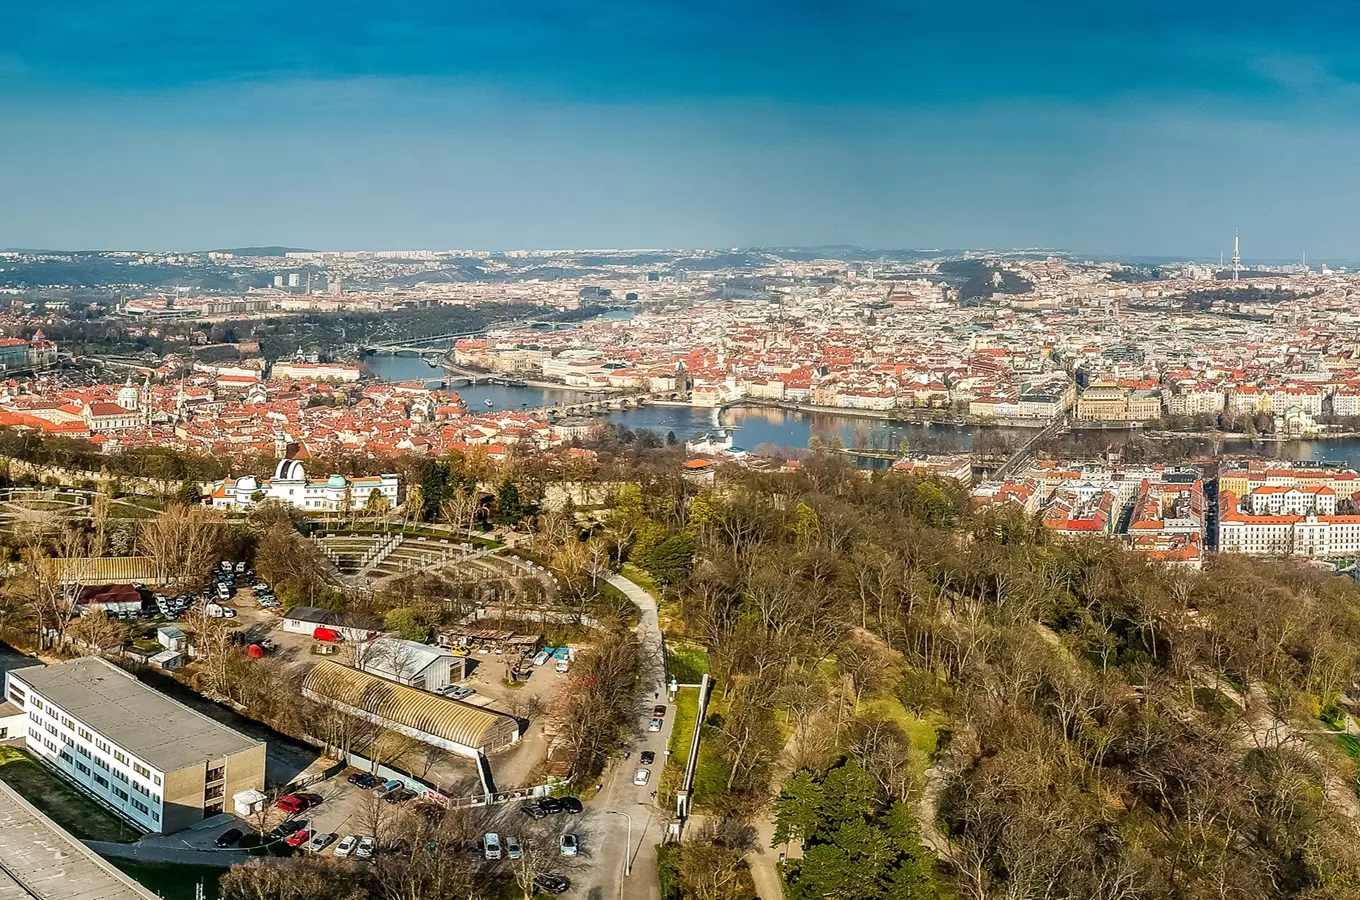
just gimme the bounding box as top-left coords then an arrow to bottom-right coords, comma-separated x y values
607,809 -> 633,876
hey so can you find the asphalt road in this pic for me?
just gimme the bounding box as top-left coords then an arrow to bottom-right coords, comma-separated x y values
571,573 -> 674,900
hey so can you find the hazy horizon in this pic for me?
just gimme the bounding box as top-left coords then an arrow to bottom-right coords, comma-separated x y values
6,1 -> 1360,258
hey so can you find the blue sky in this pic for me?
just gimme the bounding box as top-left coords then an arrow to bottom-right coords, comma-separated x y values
4,1 -> 1360,256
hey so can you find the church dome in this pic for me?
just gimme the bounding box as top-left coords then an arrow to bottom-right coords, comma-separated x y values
273,459 -> 305,481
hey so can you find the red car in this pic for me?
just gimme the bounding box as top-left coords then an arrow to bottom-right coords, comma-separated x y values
276,794 -> 312,814
285,829 -> 312,848
652,705 -> 667,719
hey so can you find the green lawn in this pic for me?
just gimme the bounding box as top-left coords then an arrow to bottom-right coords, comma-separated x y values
620,563 -> 662,597
107,859 -> 223,900
667,687 -> 700,761
856,696 -> 944,776
0,747 -> 139,843
666,644 -> 709,685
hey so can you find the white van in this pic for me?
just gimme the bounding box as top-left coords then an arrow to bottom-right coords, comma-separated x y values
483,832 -> 502,860
532,650 -> 551,667
555,659 -> 570,674
205,603 -> 236,619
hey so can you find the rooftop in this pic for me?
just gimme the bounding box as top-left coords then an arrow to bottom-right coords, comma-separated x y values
0,780 -> 157,900
9,657 -> 262,773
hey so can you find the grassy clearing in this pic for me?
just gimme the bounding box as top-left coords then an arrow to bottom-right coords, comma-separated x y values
667,688 -> 700,762
0,746 -> 140,843
857,696 -> 944,775
666,644 -> 710,684
107,859 -> 223,900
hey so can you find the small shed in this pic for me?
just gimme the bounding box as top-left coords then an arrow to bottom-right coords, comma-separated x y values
156,626 -> 186,651
233,789 -> 268,817
149,649 -> 184,671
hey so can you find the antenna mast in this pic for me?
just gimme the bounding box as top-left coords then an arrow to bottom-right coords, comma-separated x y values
1232,230 -> 1241,281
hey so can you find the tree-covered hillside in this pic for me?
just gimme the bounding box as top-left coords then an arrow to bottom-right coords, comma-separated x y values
614,452 -> 1360,900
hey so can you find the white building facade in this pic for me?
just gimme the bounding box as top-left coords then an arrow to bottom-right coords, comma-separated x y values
207,460 -> 398,513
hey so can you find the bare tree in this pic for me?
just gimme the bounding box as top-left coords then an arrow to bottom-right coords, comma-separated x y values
66,609 -> 124,656
137,504 -> 227,592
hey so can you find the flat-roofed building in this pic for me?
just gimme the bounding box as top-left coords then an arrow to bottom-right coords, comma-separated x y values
5,657 -> 265,834
0,780 -> 157,900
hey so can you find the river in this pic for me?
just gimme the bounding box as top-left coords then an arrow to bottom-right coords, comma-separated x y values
363,354 -> 1360,466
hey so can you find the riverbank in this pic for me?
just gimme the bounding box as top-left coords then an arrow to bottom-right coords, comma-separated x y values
1142,430 -> 1360,442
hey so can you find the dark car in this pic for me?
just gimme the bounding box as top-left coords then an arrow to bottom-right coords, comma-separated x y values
560,796 -> 583,814
347,772 -> 381,788
268,820 -> 305,841
534,874 -> 572,895
215,828 -> 244,848
539,797 -> 564,815
383,788 -> 416,804
522,803 -> 548,820
640,751 -> 656,765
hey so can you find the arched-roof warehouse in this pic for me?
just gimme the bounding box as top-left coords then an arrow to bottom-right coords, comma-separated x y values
302,660 -> 519,757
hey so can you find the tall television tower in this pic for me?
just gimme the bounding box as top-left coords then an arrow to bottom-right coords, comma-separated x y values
1232,229 -> 1241,281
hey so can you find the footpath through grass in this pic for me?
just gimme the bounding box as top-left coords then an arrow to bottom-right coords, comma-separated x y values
108,860 -> 223,900
0,746 -> 139,842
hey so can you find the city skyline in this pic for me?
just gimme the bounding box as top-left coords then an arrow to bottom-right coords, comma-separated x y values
6,2 -> 1360,255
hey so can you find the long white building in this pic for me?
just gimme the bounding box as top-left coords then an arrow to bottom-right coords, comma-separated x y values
206,459 -> 399,513
5,657 -> 265,834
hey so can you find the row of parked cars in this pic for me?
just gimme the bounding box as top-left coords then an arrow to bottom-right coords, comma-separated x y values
519,795 -> 583,819
346,771 -> 416,803
483,829 -> 579,860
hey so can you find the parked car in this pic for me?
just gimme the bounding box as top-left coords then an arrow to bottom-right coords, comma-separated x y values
483,832 -> 502,861
384,788 -> 416,804
539,797 -> 564,815
355,773 -> 382,789
560,833 -> 579,857
373,780 -> 404,799
522,802 -> 548,820
560,796 -> 583,814
215,828 -> 244,848
346,772 -> 368,786
648,717 -> 663,732
276,794 -> 313,814
640,751 -> 656,765
355,835 -> 376,860
555,659 -> 570,674
532,649 -> 551,666
305,832 -> 335,852
534,875 -> 572,895
505,835 -> 521,859
633,768 -> 651,786
269,820 -> 304,841
652,704 -> 667,718
333,835 -> 358,858
285,829 -> 312,848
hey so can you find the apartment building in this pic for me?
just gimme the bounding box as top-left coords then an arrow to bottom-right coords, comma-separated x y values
1219,489 -> 1360,558
5,658 -> 265,834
